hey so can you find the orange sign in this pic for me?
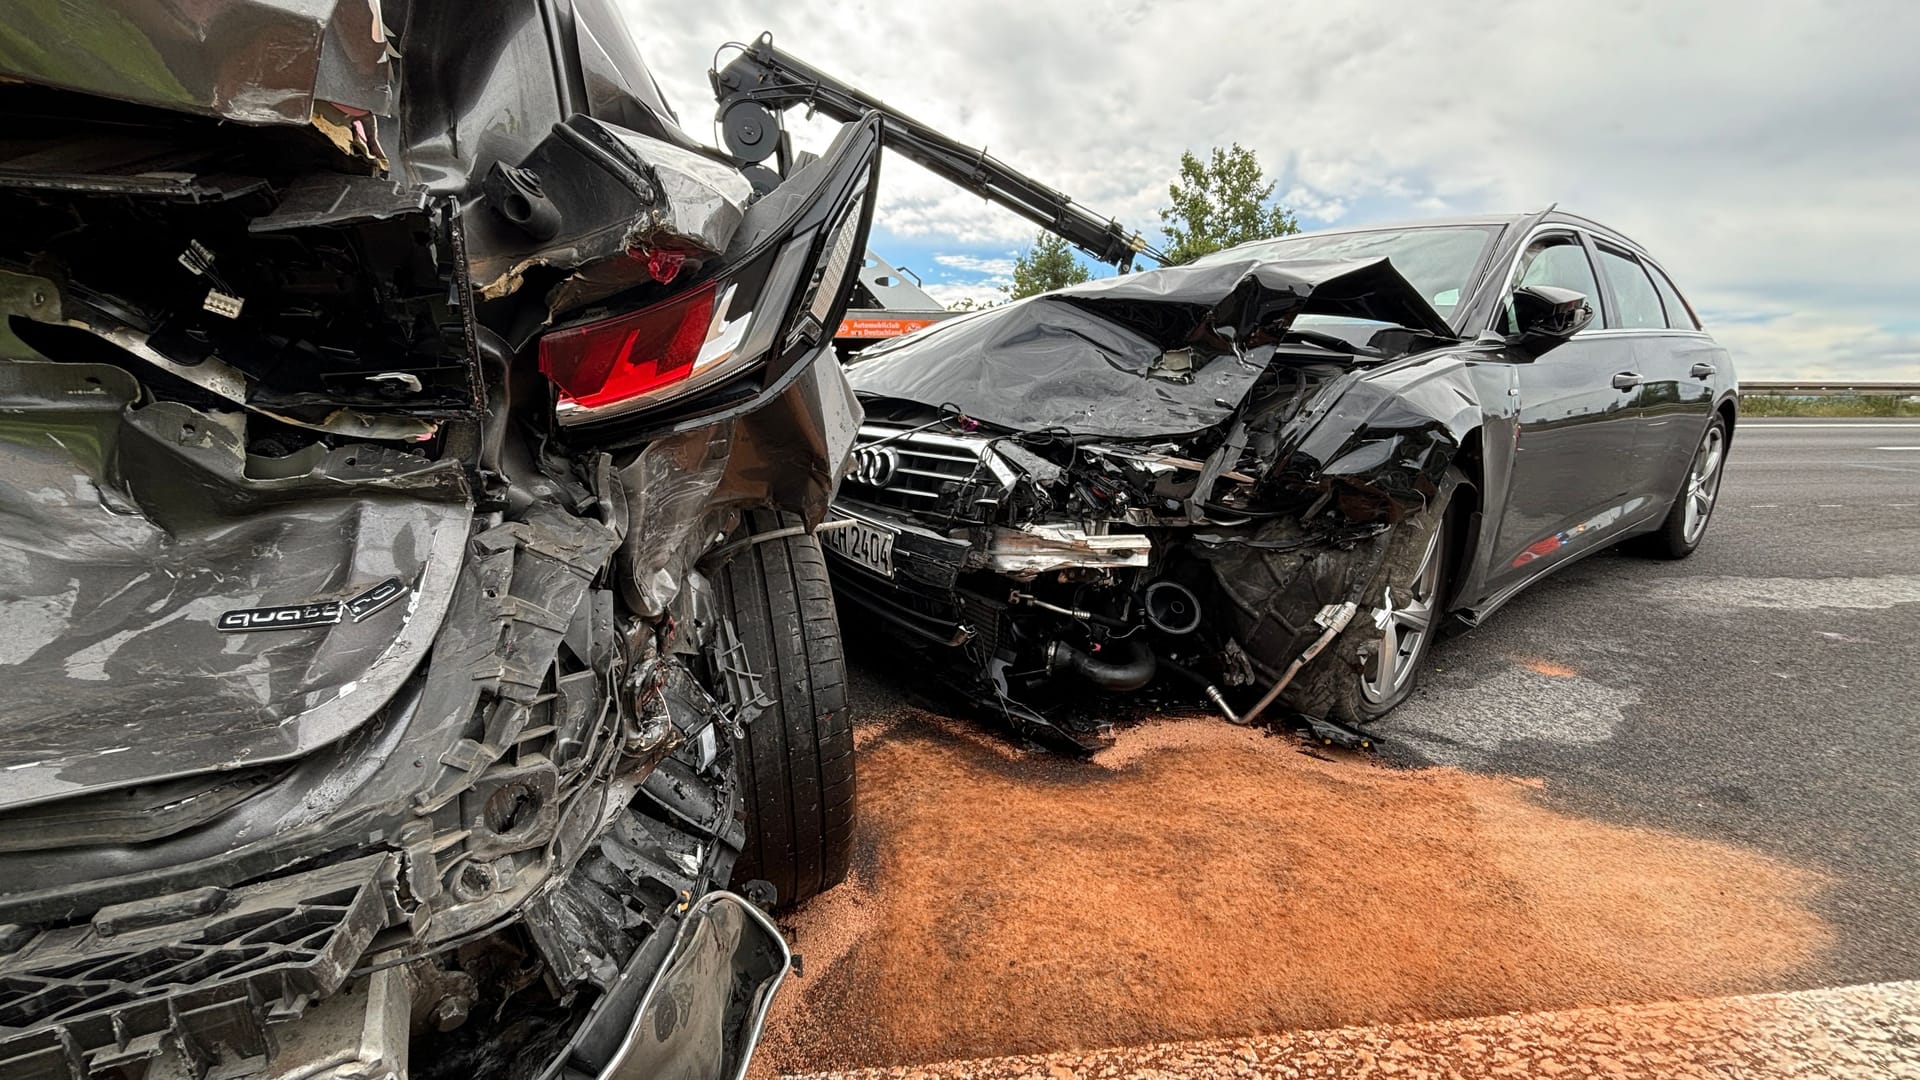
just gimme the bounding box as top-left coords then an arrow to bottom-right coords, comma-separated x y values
835,316 -> 941,339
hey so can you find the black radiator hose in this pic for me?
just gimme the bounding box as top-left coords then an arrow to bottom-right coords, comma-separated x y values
1046,638 -> 1158,692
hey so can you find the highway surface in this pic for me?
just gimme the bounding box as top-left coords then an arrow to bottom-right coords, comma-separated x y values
1373,417 -> 1920,987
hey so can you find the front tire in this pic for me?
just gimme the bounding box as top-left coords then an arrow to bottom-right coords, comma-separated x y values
718,512 -> 855,908
1327,507 -> 1451,723
1633,415 -> 1727,560
1311,475 -> 1458,724
1217,470 -> 1460,726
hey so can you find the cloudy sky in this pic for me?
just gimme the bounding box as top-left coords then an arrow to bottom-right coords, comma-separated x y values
620,0 -> 1919,380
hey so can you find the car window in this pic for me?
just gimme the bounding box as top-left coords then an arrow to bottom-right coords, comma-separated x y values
1595,246 -> 1666,329
1200,225 -> 1499,324
1501,234 -> 1604,333
1647,263 -> 1699,330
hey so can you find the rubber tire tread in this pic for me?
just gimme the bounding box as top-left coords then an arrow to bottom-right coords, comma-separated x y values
720,510 -> 854,907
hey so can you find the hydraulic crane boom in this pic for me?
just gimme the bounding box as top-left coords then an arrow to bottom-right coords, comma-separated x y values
710,33 -> 1166,272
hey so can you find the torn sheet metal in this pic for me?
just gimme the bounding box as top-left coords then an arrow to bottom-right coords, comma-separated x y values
0,359 -> 469,811
0,171 -> 482,420
473,116 -> 753,311
845,257 -> 1452,438
618,427 -> 734,619
67,322 -> 439,440
249,173 -> 431,231
588,891 -> 791,1080
0,0 -> 395,125
1268,370 -> 1480,524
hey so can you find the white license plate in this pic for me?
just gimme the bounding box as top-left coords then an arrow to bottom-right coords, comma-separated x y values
822,517 -> 897,577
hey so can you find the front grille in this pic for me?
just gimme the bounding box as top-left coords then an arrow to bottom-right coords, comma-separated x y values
0,854 -> 402,1080
841,424 -> 1010,516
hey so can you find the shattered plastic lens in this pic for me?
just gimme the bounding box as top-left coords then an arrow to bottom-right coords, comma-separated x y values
807,205 -> 863,327
539,282 -> 723,409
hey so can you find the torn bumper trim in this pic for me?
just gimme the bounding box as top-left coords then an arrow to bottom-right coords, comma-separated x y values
0,854 -> 404,1079
975,525 -> 1151,577
548,891 -> 790,1080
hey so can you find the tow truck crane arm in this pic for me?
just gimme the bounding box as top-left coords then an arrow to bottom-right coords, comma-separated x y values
710,33 -> 1166,271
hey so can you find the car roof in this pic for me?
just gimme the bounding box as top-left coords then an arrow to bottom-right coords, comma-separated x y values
1218,209 -> 1656,261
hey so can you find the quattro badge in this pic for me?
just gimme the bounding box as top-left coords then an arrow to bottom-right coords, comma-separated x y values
217,577 -> 408,633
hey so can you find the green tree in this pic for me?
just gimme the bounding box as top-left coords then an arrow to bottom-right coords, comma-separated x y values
1003,232 -> 1091,299
1157,144 -> 1299,265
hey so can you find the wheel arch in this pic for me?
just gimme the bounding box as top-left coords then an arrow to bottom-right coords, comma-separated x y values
1439,432 -> 1483,615
1716,395 -> 1738,443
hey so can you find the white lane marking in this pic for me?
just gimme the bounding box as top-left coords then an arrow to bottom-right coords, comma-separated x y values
1873,446 -> 1920,450
1741,422 -> 1920,429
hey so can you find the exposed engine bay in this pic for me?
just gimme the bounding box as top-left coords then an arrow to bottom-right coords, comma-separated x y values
823,258 -> 1471,749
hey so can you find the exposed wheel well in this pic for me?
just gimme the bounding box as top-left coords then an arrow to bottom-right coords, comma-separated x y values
1441,429 -> 1484,613
1718,398 -> 1738,442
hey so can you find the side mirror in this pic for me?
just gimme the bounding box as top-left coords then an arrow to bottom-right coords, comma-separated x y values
1507,285 -> 1594,356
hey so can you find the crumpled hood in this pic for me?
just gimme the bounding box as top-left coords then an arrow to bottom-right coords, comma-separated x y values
844,256 -> 1453,438
0,361 -> 470,812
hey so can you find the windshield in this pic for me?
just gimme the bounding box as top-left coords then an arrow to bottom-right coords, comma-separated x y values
1198,225 -> 1500,325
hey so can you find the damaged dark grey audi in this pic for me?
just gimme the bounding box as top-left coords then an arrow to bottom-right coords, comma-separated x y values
0,3 -> 870,1078
827,214 -> 1738,749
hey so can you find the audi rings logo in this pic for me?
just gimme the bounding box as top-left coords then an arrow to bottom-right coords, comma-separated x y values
850,445 -> 899,488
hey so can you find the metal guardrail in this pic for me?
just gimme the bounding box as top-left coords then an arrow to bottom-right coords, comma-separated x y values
1741,382 -> 1920,396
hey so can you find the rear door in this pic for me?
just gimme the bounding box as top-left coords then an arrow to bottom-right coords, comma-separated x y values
1642,256 -> 1723,500
1590,243 -> 1715,514
1485,231 -> 1642,596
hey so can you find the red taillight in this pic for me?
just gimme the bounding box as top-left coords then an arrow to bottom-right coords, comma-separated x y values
539,282 -> 718,410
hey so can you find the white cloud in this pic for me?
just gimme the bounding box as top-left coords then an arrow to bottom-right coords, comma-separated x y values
918,280 -> 1007,309
932,253 -> 1017,277
621,0 -> 1920,378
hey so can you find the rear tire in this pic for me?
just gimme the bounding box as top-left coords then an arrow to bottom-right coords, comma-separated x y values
718,511 -> 854,908
1631,415 -> 1727,560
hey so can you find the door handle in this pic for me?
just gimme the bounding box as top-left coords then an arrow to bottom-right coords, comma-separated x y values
1690,362 -> 1716,379
1611,371 -> 1643,391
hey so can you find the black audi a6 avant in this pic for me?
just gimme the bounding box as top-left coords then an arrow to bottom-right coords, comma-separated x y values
820,210 -> 1737,747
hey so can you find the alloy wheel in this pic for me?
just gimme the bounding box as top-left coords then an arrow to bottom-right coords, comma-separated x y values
1359,526 -> 1444,705
1683,425 -> 1726,544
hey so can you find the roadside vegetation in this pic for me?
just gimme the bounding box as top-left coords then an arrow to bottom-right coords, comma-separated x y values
1740,395 -> 1920,417
962,142 -> 1300,307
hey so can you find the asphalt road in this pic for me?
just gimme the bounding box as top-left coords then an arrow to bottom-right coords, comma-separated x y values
1369,417 -> 1920,987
